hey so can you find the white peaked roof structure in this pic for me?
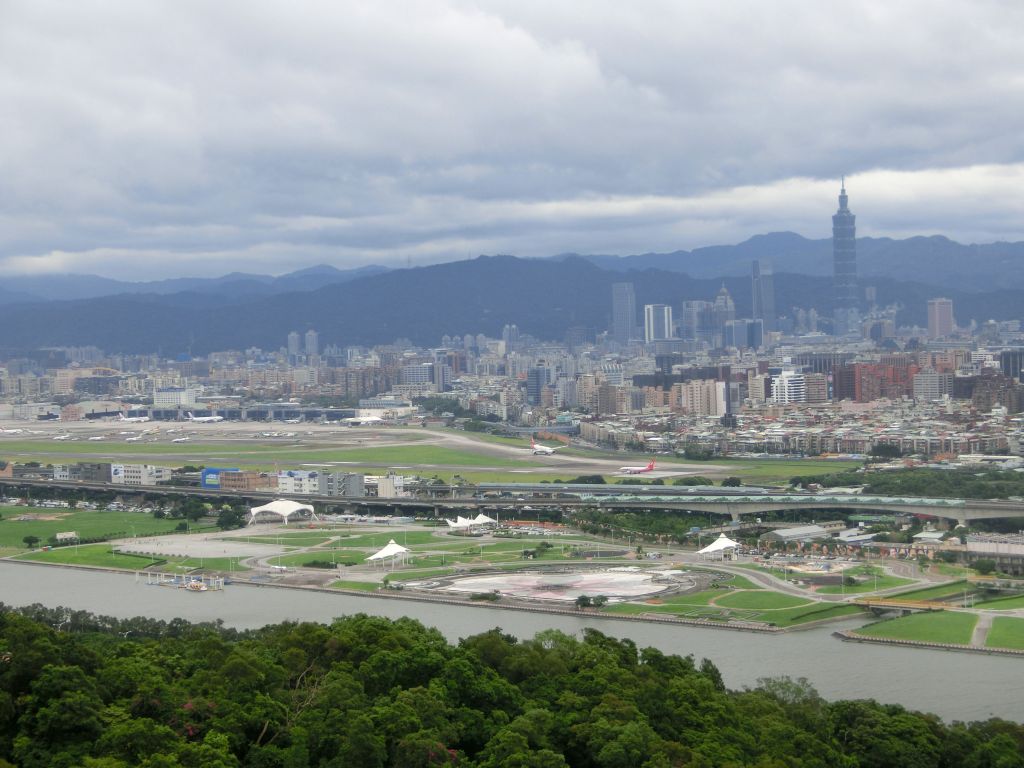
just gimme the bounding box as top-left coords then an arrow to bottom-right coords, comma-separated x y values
365,539 -> 410,568
697,533 -> 740,560
248,499 -> 318,526
445,513 -> 497,529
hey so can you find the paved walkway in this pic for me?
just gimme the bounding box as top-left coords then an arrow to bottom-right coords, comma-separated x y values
970,611 -> 994,647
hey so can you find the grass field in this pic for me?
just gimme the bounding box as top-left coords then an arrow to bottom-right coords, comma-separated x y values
816,566 -> 914,594
329,580 -> 383,592
973,593 -> 1024,610
985,617 -> 1024,650
270,550 -> 365,568
0,506 -> 201,548
856,611 -> 978,645
888,580 -> 975,602
689,568 -> 763,590
233,534 -> 335,547
713,590 -> 813,610
14,543 -> 164,570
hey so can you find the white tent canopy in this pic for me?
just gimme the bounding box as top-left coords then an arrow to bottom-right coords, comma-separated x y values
366,539 -> 410,568
697,533 -> 740,560
248,499 -> 317,526
473,513 -> 496,525
445,513 -> 497,529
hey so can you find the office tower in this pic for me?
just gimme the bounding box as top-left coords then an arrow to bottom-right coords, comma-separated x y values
304,329 -> 319,357
502,323 -> 520,351
832,180 -> 859,336
724,318 -> 764,350
611,283 -> 637,343
751,260 -> 776,332
286,331 -> 301,357
999,349 -> 1024,382
770,371 -> 807,404
927,298 -> 955,339
711,284 -> 736,345
681,300 -> 713,341
643,304 -> 673,343
526,363 -> 549,405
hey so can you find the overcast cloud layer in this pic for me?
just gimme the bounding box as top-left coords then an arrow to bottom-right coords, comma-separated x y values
2,1 -> 1023,279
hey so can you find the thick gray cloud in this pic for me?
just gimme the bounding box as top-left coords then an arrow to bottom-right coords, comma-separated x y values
1,0 -> 1022,278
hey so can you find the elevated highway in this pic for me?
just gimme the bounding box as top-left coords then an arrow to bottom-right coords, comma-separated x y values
2,477 -> 1024,525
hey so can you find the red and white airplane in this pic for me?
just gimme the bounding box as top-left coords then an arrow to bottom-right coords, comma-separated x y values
619,459 -> 656,475
530,437 -> 564,455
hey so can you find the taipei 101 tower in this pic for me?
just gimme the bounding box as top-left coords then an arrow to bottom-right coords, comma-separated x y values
832,179 -> 859,336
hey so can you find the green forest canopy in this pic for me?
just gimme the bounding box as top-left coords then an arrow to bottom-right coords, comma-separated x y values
0,604 -> 1022,768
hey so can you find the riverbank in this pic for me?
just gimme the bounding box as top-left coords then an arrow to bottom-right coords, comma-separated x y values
835,629 -> 1024,658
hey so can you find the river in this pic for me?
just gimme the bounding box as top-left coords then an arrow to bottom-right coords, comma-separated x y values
0,562 -> 1019,723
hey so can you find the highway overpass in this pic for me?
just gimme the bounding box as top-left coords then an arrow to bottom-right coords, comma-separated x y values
3,477 -> 1024,525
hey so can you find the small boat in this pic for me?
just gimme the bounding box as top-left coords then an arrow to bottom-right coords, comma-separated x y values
185,580 -> 208,592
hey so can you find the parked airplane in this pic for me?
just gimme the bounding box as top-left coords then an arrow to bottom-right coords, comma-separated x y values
172,436 -> 191,443
342,416 -> 384,426
87,436 -> 105,441
186,412 -> 224,423
530,438 -> 563,455
118,413 -> 150,423
0,428 -> 24,435
619,459 -> 656,475
53,434 -> 72,441
284,417 -> 303,424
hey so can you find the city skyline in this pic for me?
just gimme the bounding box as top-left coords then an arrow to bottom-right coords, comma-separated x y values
2,3 -> 1024,279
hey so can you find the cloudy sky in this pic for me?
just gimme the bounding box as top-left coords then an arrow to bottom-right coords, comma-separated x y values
2,1 -> 1023,279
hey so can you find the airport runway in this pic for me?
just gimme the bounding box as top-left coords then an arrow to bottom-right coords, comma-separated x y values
0,419 -> 711,478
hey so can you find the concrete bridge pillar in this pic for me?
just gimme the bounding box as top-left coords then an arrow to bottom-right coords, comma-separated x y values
956,516 -> 968,529
729,508 -> 741,523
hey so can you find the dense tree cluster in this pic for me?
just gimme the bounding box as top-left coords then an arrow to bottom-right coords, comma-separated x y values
1,605 -> 1022,767
790,467 -> 1024,500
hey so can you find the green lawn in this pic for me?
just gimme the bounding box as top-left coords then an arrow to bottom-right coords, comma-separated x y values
816,566 -> 914,594
973,593 -> 1024,610
386,567 -> 459,582
689,568 -> 763,590
985,617 -> 1024,650
888,580 -> 974,602
766,604 -> 866,627
0,506 -> 193,548
701,458 -> 861,485
14,544 -> 164,570
713,590 -> 813,610
856,611 -> 978,645
329,580 -> 383,592
335,531 -> 443,548
271,550 -> 365,568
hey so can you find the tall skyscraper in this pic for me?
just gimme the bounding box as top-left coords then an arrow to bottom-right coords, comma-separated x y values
643,304 -> 673,343
751,260 -> 776,332
286,331 -> 301,357
304,329 -> 319,357
927,298 -> 955,339
832,180 -> 859,336
611,282 -> 637,343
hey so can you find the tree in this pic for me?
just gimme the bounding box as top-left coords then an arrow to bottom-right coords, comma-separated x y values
22,535 -> 40,549
216,507 -> 246,530
592,595 -> 608,609
721,477 -> 742,487
574,595 -> 592,610
971,558 -> 997,575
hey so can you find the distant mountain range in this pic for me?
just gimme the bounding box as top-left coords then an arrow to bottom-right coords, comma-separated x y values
0,263 -> 389,304
2,251 -> 1024,355
563,231 -> 1024,292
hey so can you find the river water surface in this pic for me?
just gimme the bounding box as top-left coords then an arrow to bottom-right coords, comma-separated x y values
0,562 -> 1019,723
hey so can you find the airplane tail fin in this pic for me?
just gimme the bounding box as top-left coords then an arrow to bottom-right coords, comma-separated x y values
531,437 -> 536,449
186,412 -> 194,419
647,460 -> 656,470
118,413 -> 125,421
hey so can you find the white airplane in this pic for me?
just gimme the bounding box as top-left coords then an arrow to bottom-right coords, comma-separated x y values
284,417 -> 303,424
619,459 -> 656,475
53,434 -> 72,441
186,412 -> 224,423
126,435 -> 143,442
0,428 -> 24,435
88,436 -> 105,441
172,436 -> 191,443
530,437 -> 563,456
118,413 -> 150,423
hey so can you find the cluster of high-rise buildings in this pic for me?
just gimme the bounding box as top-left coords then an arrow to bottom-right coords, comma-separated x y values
1,185 -> 1023,460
